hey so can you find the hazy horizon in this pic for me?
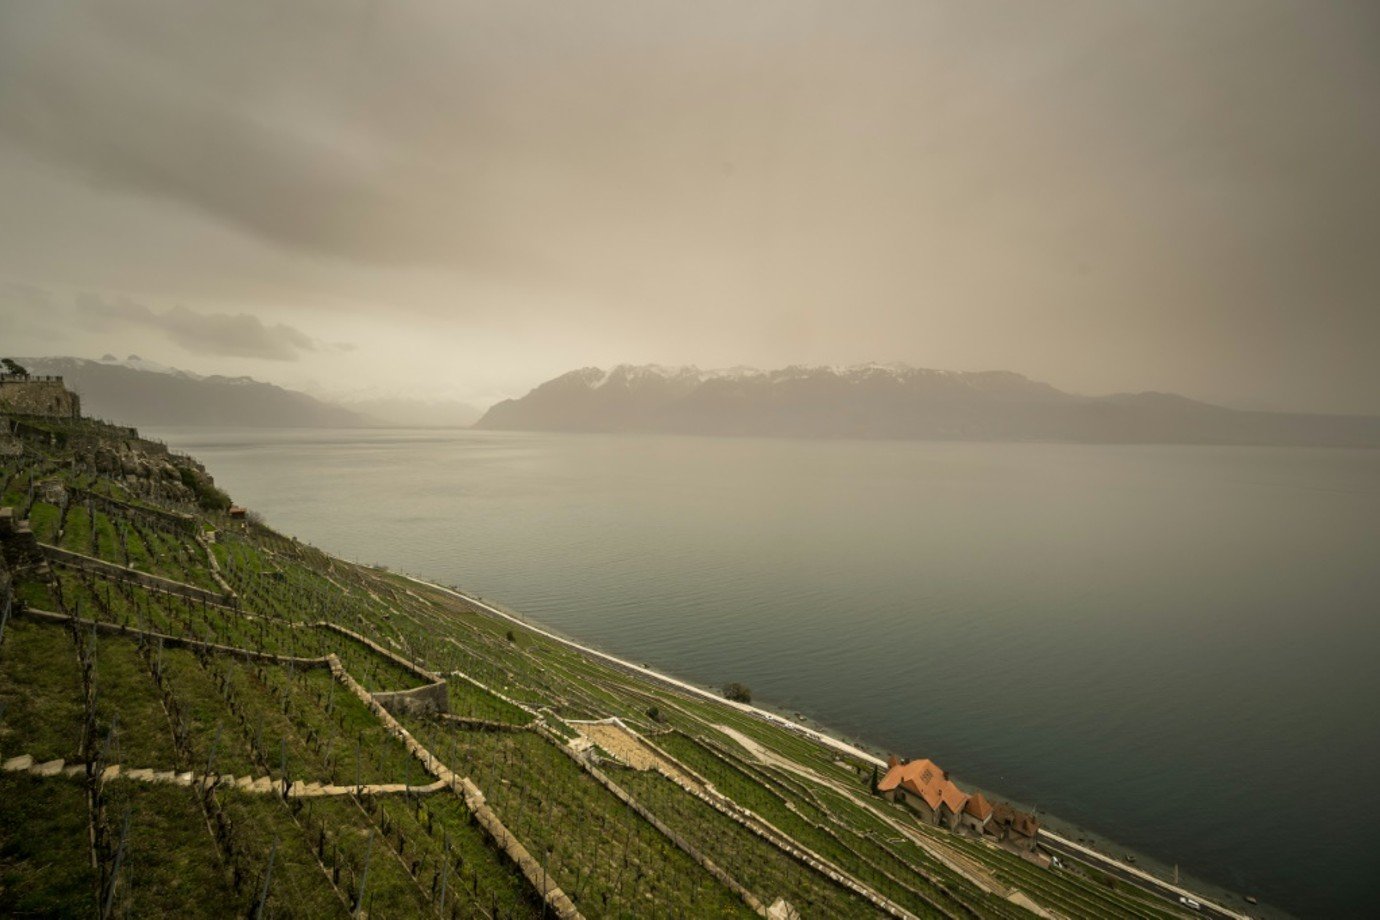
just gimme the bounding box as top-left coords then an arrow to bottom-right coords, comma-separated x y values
3,1 -> 1378,415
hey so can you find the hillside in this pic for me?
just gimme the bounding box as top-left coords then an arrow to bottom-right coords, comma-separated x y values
477,364 -> 1380,447
0,410 -> 1234,918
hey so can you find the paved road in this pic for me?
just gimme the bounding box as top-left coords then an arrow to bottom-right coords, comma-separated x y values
1041,834 -> 1248,920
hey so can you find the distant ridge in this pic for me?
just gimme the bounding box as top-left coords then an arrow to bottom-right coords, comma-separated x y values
476,363 -> 1380,447
21,356 -> 367,428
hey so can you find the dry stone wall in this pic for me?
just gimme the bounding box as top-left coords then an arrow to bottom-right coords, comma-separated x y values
534,723 -> 770,917
639,735 -> 920,919
326,655 -> 583,919
17,607 -> 330,668
70,486 -> 197,535
195,533 -> 237,597
0,507 -> 45,571
0,755 -> 450,800
317,622 -> 440,684
372,680 -> 450,717
42,544 -> 237,606
439,714 -> 533,733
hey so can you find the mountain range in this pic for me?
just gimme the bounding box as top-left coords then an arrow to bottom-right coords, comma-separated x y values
16,356 -> 484,428
22,356 -> 368,427
476,363 -> 1380,447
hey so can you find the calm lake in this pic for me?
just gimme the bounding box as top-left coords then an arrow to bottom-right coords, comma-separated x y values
147,427 -> 1380,917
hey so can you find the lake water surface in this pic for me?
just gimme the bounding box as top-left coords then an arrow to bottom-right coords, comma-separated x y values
147,427 -> 1380,917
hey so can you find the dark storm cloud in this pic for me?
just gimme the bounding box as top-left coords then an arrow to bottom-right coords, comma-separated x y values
0,0 -> 567,274
1,1 -> 1378,412
0,283 -> 71,344
75,294 -> 320,361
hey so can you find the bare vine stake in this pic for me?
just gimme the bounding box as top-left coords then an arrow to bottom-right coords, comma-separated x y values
354,828 -> 376,918
251,836 -> 279,920
100,714 -> 121,774
206,722 -> 222,778
99,807 -> 131,920
0,584 -> 11,647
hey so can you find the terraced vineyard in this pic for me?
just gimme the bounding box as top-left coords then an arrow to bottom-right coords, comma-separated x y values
0,413 -> 1202,918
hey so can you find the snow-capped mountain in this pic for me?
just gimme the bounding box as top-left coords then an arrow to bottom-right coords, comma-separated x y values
475,363 -> 1380,446
517,362 -> 1066,395
99,353 -> 204,379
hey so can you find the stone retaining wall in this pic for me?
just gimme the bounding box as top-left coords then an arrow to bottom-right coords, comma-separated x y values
449,667 -> 539,717
439,713 -> 535,733
18,608 -> 330,668
194,532 -> 237,598
316,622 -> 439,684
69,486 -> 196,535
691,732 -> 964,914
41,543 -> 237,607
534,723 -> 769,917
373,679 -> 450,717
325,656 -> 583,919
0,754 -> 449,800
639,735 -> 921,920
0,507 -> 45,571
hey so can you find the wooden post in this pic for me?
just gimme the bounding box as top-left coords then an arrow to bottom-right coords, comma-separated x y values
353,829 -> 375,918
99,808 -> 131,920
251,836 -> 278,919
0,584 -> 11,647
438,859 -> 448,914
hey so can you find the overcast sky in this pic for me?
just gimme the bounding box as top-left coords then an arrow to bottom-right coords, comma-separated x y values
1,1 -> 1377,413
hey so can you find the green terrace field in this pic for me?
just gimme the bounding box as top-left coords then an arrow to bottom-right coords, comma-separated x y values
0,418 -> 1203,919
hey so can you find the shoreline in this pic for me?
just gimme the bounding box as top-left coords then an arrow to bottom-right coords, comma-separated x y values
401,572 -> 1253,920
141,424 -> 1276,917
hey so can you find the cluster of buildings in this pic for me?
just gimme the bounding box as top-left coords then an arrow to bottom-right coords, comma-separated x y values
875,755 -> 1040,853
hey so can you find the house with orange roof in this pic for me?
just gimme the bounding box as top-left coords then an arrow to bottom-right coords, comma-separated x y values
877,755 -> 1040,851
875,755 -> 970,830
960,790 -> 994,835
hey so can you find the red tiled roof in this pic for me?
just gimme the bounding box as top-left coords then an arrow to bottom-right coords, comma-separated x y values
876,767 -> 903,792
876,758 -> 969,814
964,791 -> 993,821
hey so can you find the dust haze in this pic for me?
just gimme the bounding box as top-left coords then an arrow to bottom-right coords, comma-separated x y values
1,0 -> 1377,413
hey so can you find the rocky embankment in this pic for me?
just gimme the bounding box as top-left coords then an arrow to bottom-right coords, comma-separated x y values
80,439 -> 226,508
